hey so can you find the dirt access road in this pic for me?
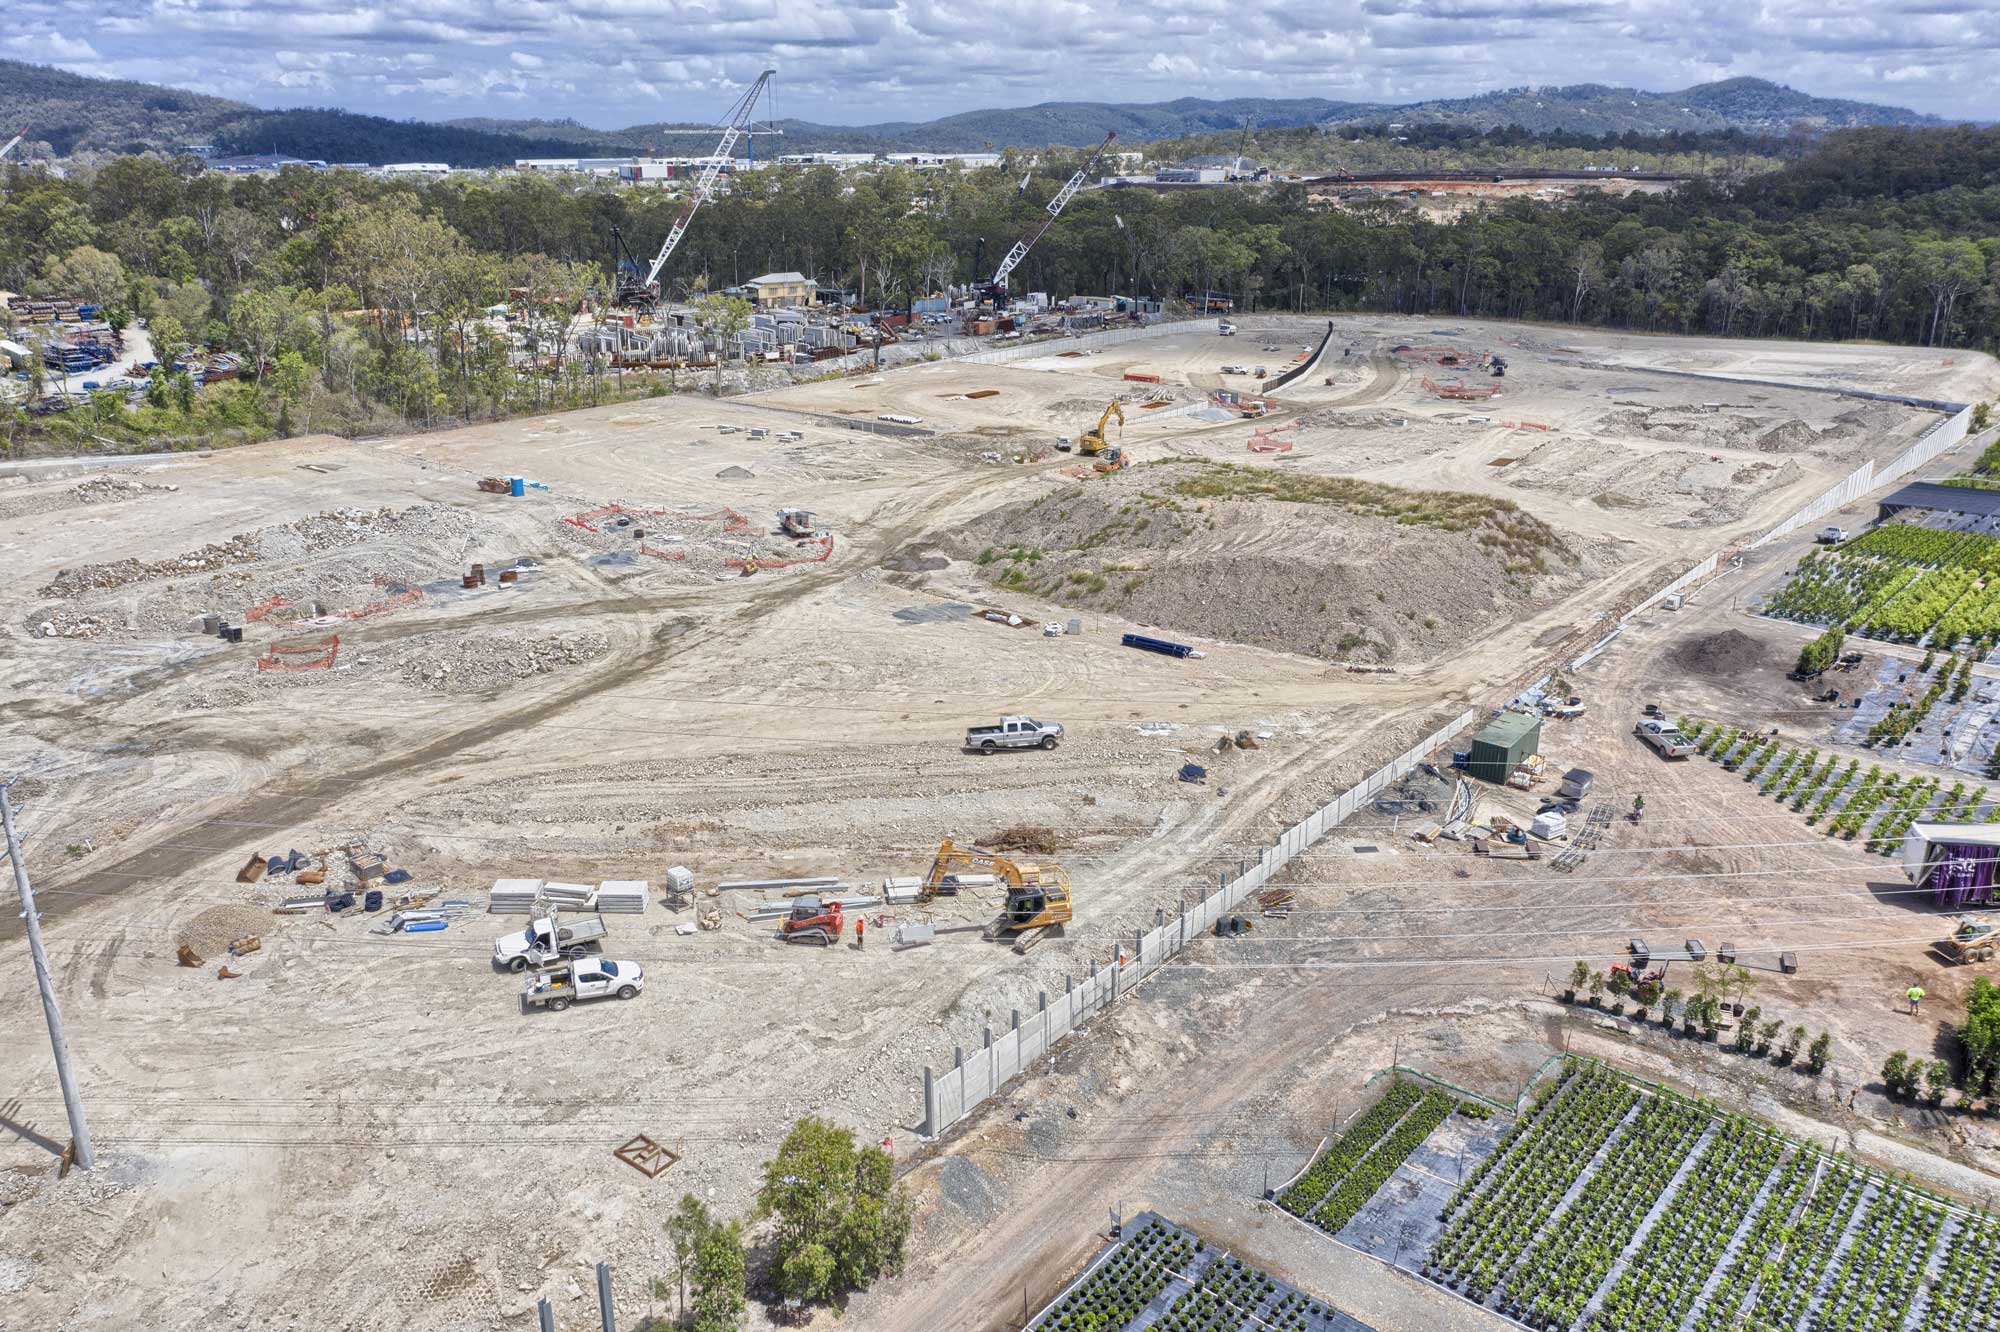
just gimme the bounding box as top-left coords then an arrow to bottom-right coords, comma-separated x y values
0,319 -> 1986,1329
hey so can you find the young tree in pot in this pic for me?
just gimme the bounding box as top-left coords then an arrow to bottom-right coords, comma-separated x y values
1701,997 -> 1722,1042
1781,1024 -> 1807,1065
1883,1050 -> 1914,1099
1807,1031 -> 1833,1075
1660,989 -> 1683,1030
1925,1059 -> 1951,1108
1728,964 -> 1757,1017
1681,994 -> 1701,1036
1758,1019 -> 1781,1056
1587,970 -> 1606,1009
1735,1006 -> 1761,1054
1566,960 -> 1591,1003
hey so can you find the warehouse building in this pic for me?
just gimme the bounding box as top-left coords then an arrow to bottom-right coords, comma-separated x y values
1875,481 -> 2000,525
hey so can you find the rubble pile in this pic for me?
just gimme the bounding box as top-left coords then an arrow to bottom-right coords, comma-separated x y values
39,536 -> 259,598
29,607 -> 122,639
395,631 -> 611,694
71,476 -> 179,502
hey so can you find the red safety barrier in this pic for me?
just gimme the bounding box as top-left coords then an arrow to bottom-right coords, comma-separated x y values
1123,372 -> 1162,383
639,543 -> 687,561
244,595 -> 299,623
256,634 -> 340,673
564,503 -> 672,533
331,586 -> 423,621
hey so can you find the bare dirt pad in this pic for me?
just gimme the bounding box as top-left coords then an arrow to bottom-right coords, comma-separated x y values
943,460 -> 1619,666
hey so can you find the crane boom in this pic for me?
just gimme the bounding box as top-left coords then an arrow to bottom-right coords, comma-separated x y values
990,131 -> 1116,291
0,129 -> 24,163
641,71 -> 774,293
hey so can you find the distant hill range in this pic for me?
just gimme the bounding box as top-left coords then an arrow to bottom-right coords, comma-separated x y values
0,60 -> 1945,165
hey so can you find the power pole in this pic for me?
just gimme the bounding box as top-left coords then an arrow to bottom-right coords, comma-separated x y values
2,781 -> 94,1170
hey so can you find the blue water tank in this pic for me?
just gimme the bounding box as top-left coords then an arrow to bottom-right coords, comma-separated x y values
509,476 -> 525,497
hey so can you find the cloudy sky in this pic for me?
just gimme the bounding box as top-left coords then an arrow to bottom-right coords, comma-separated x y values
5,0 -> 1996,126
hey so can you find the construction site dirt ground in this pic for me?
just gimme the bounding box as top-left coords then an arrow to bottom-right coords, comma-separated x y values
0,318 -> 1993,1330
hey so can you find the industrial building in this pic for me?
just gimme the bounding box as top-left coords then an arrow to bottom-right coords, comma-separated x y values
745,273 -> 819,308
1875,480 -> 2000,525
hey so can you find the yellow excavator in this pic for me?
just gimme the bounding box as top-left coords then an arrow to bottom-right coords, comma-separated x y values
1078,401 -> 1125,457
920,837 -> 1073,950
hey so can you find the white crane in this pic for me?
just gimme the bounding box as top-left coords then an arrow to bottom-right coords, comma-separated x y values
989,131 -> 1117,296
636,71 -> 775,302
0,129 -> 26,163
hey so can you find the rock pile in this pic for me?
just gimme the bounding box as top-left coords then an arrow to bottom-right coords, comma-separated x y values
396,631 -> 611,694
39,536 -> 260,598
31,607 -> 122,639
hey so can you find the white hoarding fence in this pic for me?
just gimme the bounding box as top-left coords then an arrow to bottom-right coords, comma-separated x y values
954,319 -> 1217,366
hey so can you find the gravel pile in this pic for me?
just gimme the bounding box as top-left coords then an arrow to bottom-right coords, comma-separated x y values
26,605 -> 124,639
394,631 -> 612,693
39,535 -> 260,598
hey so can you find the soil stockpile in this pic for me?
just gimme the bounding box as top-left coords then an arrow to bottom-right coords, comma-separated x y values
1669,629 -> 1765,678
946,461 -> 1613,666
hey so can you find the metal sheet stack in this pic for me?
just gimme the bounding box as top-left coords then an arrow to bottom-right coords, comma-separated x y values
487,877 -> 545,913
595,880 -> 649,914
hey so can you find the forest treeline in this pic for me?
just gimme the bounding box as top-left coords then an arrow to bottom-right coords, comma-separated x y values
2,124 -> 1998,452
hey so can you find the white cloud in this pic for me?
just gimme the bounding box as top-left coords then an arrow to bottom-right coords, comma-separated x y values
24,0 -> 1999,124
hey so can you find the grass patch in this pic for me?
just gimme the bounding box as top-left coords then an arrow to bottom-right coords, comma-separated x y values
1167,462 -> 1564,567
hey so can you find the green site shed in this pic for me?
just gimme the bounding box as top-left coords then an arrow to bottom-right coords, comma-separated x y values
1466,712 -> 1541,784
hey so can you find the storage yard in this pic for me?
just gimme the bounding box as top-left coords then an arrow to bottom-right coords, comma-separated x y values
4,316 -> 2000,1330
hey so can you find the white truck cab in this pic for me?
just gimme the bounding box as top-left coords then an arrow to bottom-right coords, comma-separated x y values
494,914 -> 609,972
522,958 -> 645,1010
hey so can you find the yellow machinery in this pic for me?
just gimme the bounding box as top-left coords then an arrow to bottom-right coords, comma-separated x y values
1078,401 -> 1125,456
921,838 -> 1073,946
1942,915 -> 2000,964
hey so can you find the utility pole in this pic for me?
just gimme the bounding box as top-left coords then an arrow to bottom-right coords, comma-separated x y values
2,780 -> 94,1170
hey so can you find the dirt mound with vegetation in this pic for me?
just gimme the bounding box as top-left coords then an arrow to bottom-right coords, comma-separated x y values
946,461 -> 1613,666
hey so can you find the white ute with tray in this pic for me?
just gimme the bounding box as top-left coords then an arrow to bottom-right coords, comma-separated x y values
522,957 -> 645,1011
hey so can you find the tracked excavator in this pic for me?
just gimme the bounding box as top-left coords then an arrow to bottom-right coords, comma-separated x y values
920,837 -> 1072,952
1078,401 -> 1125,457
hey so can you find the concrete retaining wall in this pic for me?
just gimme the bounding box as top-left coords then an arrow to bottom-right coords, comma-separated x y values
920,707 -> 1477,1137
1264,320 -> 1337,396
953,319 -> 1219,367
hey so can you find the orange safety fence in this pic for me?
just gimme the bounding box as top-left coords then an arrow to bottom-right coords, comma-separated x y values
257,634 -> 340,673
684,507 -> 754,534
1422,376 -> 1501,401
1248,423 -> 1296,453
639,542 -> 687,561
728,535 -> 834,572
1501,421 -> 1551,431
330,585 -> 423,621
564,503 -> 672,533
245,595 -> 300,623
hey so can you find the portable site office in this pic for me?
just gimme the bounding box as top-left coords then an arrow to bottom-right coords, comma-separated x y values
1465,712 -> 1541,784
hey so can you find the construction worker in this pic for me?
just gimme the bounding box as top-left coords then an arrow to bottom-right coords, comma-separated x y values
856,915 -> 865,949
1908,984 -> 1926,1015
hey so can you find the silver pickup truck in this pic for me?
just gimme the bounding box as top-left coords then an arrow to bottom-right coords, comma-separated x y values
1634,718 -> 1694,759
965,716 -> 1064,753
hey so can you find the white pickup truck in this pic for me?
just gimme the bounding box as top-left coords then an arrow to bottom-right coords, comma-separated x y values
494,913 -> 608,972
521,958 -> 645,1011
1634,718 -> 1695,759
965,716 -> 1065,753
1816,526 -> 1849,544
